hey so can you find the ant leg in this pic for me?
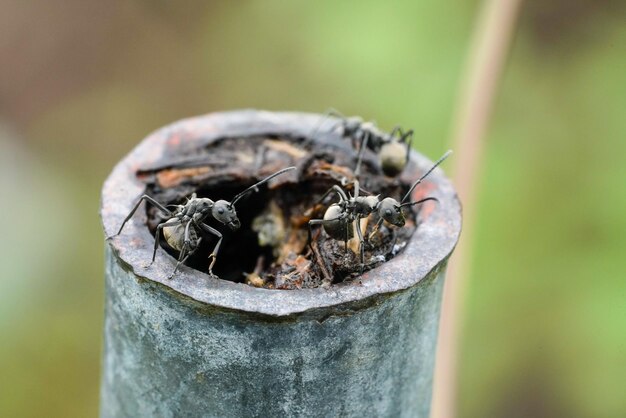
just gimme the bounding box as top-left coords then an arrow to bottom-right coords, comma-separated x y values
310,108 -> 346,139
317,185 -> 349,205
369,218 -> 384,241
355,217 -> 365,273
172,245 -> 188,277
344,221 -> 350,253
389,125 -> 403,138
152,219 -> 183,264
183,220 -> 193,253
197,223 -> 223,275
169,238 -> 202,279
308,219 -> 324,253
324,108 -> 346,119
110,195 -> 173,238
402,130 -> 414,166
354,133 -> 369,177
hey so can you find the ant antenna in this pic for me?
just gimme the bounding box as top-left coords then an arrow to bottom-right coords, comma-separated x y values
400,150 -> 452,204
368,197 -> 440,240
230,166 -> 296,207
399,197 -> 439,208
354,130 -> 370,177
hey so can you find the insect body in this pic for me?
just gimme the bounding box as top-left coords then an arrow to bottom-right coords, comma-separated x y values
308,151 -> 452,271
312,109 -> 414,177
360,126 -> 414,177
109,166 -> 296,278
162,220 -> 201,253
315,184 -> 380,243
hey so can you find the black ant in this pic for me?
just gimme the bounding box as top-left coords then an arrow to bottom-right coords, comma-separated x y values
311,109 -> 415,177
108,167 -> 296,278
308,151 -> 451,272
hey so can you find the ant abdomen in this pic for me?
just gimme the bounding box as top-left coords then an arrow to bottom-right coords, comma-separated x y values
163,223 -> 199,252
323,204 -> 353,240
379,141 -> 408,177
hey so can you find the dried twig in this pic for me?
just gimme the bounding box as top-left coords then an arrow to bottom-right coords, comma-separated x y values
431,1 -> 524,417
310,231 -> 333,285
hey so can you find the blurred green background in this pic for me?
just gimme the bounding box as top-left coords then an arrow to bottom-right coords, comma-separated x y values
1,1 -> 625,417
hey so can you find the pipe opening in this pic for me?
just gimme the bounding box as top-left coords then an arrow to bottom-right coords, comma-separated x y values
138,135 -> 427,289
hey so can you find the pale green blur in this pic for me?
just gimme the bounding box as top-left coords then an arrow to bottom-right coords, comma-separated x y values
0,1 -> 624,417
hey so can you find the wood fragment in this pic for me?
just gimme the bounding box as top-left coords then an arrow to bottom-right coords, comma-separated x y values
156,167 -> 213,188
263,139 -> 308,159
244,256 -> 266,287
311,234 -> 333,285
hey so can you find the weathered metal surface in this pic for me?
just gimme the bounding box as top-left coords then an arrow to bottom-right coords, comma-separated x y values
100,110 -> 461,417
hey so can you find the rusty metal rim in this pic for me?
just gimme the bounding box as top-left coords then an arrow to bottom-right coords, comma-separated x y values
101,110 -> 461,316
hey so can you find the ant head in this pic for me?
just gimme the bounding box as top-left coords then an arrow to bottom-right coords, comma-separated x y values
212,200 -> 240,230
211,167 -> 295,231
378,197 -> 405,227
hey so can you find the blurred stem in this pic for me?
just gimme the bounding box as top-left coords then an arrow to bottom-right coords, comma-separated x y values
431,0 -> 523,417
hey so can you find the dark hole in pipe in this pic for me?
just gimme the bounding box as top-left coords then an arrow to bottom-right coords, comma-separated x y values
156,184 -> 276,283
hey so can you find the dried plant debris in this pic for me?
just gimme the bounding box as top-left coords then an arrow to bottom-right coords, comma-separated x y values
140,135 -> 429,289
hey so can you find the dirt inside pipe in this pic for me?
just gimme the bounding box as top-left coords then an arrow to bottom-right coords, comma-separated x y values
136,135 -> 420,289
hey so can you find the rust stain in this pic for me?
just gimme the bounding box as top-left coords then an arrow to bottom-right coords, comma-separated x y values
167,133 -> 181,147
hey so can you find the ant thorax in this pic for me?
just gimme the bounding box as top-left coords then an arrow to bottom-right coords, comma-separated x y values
180,197 -> 212,218
343,117 -> 364,134
353,195 -> 379,216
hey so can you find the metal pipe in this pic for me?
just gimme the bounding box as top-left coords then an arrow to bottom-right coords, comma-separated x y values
100,110 -> 461,417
